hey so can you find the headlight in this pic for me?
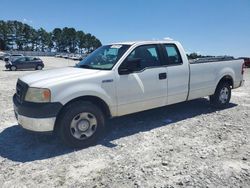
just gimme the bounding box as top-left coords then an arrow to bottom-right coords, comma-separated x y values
25,88 -> 51,103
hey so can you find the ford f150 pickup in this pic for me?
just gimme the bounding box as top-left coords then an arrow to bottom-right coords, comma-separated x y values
13,40 -> 245,147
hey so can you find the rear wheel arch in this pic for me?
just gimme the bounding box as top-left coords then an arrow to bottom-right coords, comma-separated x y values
216,75 -> 234,90
210,75 -> 233,108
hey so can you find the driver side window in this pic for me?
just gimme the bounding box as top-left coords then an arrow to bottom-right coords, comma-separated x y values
18,57 -> 26,63
124,45 -> 161,70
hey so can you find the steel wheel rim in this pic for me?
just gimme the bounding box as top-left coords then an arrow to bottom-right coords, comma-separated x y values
70,112 -> 97,140
219,87 -> 229,104
11,66 -> 16,71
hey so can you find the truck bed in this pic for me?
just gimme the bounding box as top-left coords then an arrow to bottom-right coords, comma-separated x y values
188,59 -> 244,100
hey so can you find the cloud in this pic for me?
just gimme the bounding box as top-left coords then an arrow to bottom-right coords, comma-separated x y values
163,37 -> 173,40
22,18 -> 33,24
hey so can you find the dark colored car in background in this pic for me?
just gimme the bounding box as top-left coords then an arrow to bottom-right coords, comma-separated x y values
5,56 -> 44,71
241,57 -> 250,68
238,57 -> 250,68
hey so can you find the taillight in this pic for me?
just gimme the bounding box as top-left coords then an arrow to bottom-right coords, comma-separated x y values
242,63 -> 245,75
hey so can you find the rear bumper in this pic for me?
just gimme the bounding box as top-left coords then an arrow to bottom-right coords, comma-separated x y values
13,94 -> 63,132
233,80 -> 244,89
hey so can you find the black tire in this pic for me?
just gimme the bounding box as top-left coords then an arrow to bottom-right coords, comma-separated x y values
210,82 -> 231,108
57,101 -> 105,148
36,65 -> 43,70
10,65 -> 17,71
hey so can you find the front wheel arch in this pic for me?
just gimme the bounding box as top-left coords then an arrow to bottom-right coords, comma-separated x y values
56,100 -> 105,147
10,65 -> 17,71
54,96 -> 111,133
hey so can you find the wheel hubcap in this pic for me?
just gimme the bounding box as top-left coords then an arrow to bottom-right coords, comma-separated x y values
219,87 -> 229,104
77,120 -> 89,131
70,112 -> 97,140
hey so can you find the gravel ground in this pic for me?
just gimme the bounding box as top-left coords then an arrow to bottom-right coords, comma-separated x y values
0,57 -> 249,188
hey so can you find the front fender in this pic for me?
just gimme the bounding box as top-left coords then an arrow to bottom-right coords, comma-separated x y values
51,83 -> 117,116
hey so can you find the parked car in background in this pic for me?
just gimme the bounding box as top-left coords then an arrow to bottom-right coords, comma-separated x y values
5,56 -> 44,71
69,54 -> 83,61
62,54 -> 69,59
55,54 -> 62,58
81,53 -> 88,59
0,52 -> 11,60
55,53 -> 88,61
0,51 -> 7,60
239,57 -> 250,68
4,54 -> 24,62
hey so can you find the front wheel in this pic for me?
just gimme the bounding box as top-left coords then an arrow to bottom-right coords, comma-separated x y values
36,65 -> 43,70
210,82 -> 231,108
57,101 -> 105,148
10,65 -> 17,71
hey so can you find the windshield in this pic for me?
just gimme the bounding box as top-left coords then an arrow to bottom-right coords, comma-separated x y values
76,44 -> 130,70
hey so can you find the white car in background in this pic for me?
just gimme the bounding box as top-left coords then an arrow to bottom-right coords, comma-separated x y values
70,54 -> 83,61
4,54 -> 24,62
0,52 -> 10,60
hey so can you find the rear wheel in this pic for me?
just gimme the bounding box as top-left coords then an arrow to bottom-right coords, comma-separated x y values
210,82 -> 231,108
10,65 -> 17,71
57,101 -> 105,148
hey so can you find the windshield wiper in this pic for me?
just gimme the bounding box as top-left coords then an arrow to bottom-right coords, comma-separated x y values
79,64 -> 93,69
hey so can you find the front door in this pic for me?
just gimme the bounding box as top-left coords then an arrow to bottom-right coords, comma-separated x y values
116,44 -> 168,116
16,57 -> 27,69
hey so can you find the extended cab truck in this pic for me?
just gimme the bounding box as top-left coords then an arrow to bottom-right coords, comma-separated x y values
13,40 -> 245,147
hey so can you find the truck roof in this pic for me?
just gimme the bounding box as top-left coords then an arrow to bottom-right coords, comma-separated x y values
111,40 -> 178,45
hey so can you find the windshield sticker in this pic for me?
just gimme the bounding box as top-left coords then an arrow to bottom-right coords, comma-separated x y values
111,45 -> 122,49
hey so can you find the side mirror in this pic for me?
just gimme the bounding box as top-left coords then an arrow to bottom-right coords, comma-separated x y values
118,58 -> 141,75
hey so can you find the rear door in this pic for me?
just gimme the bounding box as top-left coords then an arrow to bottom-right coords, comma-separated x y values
116,44 -> 168,116
161,43 -> 189,105
25,57 -> 36,68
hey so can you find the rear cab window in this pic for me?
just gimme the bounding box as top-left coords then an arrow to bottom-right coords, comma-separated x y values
163,44 -> 183,66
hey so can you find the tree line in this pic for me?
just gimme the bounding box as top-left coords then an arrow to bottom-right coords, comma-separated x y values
0,20 -> 102,53
187,52 -> 213,59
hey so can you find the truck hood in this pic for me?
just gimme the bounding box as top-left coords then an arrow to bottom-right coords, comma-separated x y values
20,67 -> 101,87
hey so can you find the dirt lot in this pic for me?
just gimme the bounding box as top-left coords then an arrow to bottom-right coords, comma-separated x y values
0,57 -> 249,187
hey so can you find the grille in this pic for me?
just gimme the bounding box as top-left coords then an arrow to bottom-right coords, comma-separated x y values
16,79 -> 29,103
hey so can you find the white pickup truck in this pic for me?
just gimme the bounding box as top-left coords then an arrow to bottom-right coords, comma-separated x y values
13,40 -> 245,147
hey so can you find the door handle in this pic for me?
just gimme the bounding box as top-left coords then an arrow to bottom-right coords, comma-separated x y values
159,72 -> 167,80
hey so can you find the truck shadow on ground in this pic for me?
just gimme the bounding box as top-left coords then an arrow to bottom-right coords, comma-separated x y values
0,98 -> 237,162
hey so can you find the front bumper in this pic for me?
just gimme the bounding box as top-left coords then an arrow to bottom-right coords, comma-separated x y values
17,114 -> 56,132
13,94 -> 63,132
